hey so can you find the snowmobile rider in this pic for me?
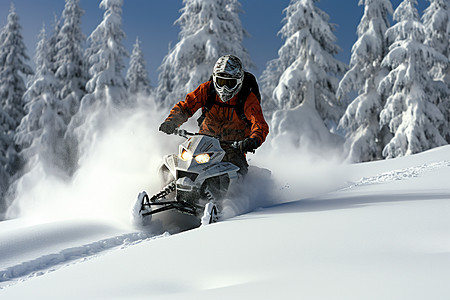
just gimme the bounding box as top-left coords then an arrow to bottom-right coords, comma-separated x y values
159,54 -> 269,175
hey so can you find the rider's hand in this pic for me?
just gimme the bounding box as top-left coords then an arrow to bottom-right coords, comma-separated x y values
234,137 -> 259,153
159,120 -> 177,135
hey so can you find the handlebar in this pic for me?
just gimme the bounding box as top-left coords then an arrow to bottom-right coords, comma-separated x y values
174,128 -> 197,138
173,128 -> 248,152
162,123 -> 256,152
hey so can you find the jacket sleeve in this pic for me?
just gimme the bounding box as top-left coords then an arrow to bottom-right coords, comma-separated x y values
164,82 -> 208,126
244,93 -> 269,146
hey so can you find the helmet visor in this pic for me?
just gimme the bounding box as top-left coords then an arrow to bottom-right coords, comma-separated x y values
214,76 -> 238,89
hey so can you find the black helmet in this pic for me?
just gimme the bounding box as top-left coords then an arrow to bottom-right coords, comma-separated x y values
212,55 -> 244,102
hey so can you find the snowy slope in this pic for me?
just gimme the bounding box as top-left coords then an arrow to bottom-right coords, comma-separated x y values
1,146 -> 450,299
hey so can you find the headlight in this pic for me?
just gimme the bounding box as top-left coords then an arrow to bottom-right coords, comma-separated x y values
180,149 -> 192,161
195,153 -> 210,164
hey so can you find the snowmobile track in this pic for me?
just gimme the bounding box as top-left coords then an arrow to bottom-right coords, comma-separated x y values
0,231 -> 167,288
344,160 -> 450,190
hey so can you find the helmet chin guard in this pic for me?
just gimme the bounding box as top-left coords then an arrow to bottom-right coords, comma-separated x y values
212,55 -> 244,102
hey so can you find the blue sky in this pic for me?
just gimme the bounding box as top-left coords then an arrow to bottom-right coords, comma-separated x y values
0,0 -> 428,85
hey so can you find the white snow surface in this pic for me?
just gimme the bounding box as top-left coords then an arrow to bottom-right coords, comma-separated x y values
1,144 -> 450,299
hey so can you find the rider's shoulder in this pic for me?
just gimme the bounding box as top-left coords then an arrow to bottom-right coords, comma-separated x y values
201,81 -> 212,90
244,92 -> 261,107
197,81 -> 212,95
187,81 -> 211,99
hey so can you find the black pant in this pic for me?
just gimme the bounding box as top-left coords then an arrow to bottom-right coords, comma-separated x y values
221,144 -> 248,175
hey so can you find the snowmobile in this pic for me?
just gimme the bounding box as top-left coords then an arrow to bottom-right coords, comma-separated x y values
132,129 -> 241,226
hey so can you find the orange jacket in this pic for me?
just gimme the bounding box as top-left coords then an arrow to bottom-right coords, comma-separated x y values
165,81 -> 269,145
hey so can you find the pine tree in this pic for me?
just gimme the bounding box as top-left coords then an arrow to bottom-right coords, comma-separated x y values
259,57 -> 283,120
67,0 -> 128,161
83,0 -> 128,107
0,119 -> 13,213
47,14 -> 62,75
336,0 -> 393,162
378,0 -> 448,158
0,4 -> 34,132
15,27 -> 66,174
156,0 -> 253,107
270,0 -> 347,128
127,37 -> 151,96
0,4 -> 33,208
422,0 -> 450,142
55,0 -> 87,125
422,0 -> 449,79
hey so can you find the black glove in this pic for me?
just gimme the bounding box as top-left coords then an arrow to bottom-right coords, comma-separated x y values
233,138 -> 259,153
159,120 -> 177,135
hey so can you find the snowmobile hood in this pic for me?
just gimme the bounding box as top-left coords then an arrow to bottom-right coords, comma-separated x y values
180,136 -> 224,158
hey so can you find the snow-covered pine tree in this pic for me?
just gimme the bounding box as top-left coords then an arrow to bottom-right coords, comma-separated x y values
47,15 -> 62,75
156,0 -> 253,107
82,0 -> 128,108
15,26 -> 66,174
0,103 -> 17,182
259,57 -> 283,120
0,119 -> 14,213
0,4 -> 33,201
273,0 -> 346,126
422,0 -> 449,79
0,4 -> 34,133
271,0 -> 347,128
67,0 -> 128,162
268,0 -> 347,153
54,0 -> 87,125
127,37 -> 151,96
336,0 -> 393,162
378,0 -> 448,158
422,0 -> 450,142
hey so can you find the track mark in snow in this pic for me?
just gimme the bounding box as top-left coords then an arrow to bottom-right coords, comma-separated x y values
344,161 -> 450,190
0,231 -> 168,288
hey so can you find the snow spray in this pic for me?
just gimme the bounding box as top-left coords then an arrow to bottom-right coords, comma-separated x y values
6,95 -> 172,226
